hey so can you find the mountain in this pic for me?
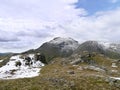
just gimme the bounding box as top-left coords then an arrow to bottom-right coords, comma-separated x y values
23,38 -> 120,62
0,52 -> 13,56
100,42 -> 120,53
22,49 -> 35,54
35,37 -> 79,62
0,37 -> 120,90
76,41 -> 105,54
76,41 -> 120,59
0,37 -> 80,79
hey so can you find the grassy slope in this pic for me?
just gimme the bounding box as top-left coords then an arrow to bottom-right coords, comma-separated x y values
0,55 -> 12,67
0,57 -> 120,90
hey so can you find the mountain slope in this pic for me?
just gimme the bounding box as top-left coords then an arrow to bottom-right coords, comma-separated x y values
23,38 -> 120,62
76,41 -> 105,53
76,40 -> 120,59
35,37 -> 79,62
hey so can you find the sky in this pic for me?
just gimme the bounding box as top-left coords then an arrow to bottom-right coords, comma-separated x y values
0,0 -> 120,53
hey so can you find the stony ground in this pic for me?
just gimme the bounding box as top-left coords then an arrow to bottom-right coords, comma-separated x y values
0,57 -> 120,90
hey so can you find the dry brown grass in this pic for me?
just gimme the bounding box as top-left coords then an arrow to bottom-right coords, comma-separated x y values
0,57 -> 120,90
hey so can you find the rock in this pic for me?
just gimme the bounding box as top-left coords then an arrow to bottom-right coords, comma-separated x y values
70,59 -> 82,65
67,71 -> 75,74
105,77 -> 120,88
111,63 -> 118,68
69,81 -> 75,87
84,66 -> 106,72
77,66 -> 83,70
111,70 -> 118,73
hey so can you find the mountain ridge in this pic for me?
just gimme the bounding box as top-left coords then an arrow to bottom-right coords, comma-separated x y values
22,37 -> 120,62
0,37 -> 120,90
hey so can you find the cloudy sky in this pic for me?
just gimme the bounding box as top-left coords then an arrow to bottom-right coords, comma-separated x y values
0,0 -> 120,53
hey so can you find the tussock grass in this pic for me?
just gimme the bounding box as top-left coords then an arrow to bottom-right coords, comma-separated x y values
0,58 -> 120,90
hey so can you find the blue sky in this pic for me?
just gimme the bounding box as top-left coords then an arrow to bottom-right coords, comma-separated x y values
76,0 -> 120,15
0,0 -> 120,52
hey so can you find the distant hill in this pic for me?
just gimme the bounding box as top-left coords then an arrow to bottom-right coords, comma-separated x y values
76,41 -> 120,59
0,53 -> 13,56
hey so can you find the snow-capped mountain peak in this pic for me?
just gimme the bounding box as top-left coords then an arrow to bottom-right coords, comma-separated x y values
49,37 -> 76,44
49,37 -> 79,51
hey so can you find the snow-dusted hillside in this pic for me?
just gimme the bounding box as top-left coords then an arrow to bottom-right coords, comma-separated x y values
0,54 -> 44,79
35,37 -> 79,61
49,37 -> 79,51
98,41 -> 120,53
98,41 -> 111,49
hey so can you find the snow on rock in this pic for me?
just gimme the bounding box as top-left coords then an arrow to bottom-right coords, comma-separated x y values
0,54 -> 44,80
0,60 -> 3,63
49,37 -> 79,51
98,41 -> 111,49
110,77 -> 120,80
111,63 -> 118,68
49,37 -> 74,44
98,41 -> 119,51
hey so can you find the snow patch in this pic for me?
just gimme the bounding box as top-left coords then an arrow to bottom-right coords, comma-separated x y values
0,54 -> 44,80
0,60 -> 3,63
111,77 -> 120,80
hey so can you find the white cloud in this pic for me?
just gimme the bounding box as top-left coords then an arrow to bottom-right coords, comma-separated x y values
110,0 -> 118,3
0,0 -> 86,52
0,0 -> 85,22
58,7 -> 120,42
0,0 -> 120,52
